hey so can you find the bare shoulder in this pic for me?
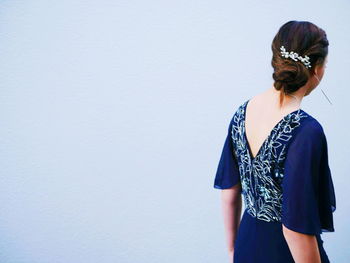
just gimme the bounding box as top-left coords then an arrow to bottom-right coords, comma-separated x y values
246,92 -> 266,108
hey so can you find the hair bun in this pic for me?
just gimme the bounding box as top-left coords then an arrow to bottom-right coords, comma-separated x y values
271,20 -> 328,95
272,61 -> 309,94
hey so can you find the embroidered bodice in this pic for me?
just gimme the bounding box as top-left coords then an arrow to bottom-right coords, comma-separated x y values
231,99 -> 309,222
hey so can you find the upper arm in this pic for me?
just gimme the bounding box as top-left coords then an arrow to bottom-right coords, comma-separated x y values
281,118 -> 336,235
281,123 -> 324,235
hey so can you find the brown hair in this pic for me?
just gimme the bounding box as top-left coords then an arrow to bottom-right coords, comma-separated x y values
271,20 -> 329,95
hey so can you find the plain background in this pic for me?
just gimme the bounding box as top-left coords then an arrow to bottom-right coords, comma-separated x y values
0,0 -> 349,262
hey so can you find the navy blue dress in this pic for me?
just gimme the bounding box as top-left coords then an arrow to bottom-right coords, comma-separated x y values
213,99 -> 336,263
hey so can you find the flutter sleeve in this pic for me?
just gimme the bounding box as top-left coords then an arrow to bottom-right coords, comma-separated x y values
281,120 -> 336,235
213,116 -> 241,190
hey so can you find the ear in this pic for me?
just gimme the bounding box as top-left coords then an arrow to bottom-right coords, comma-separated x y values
312,64 -> 320,76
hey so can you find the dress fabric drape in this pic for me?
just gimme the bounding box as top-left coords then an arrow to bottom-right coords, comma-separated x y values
213,99 -> 336,263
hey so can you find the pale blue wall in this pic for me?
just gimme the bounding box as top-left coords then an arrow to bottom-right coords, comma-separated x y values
0,0 -> 349,262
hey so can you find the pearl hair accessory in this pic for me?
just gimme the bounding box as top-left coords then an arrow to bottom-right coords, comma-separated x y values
280,45 -> 312,69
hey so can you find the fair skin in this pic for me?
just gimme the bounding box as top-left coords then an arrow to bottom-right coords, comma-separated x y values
221,184 -> 242,262
222,57 -> 328,263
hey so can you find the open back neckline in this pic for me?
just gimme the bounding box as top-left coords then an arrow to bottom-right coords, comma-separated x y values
242,98 -> 304,162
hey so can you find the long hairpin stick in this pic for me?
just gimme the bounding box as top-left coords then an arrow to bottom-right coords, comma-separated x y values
321,88 -> 333,105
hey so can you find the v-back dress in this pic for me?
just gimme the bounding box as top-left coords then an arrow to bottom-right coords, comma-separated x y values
213,99 -> 336,263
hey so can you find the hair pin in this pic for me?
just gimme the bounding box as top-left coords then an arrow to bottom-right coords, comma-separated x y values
280,45 -> 311,69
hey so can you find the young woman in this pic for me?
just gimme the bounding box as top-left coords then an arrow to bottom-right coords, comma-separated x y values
213,20 -> 336,263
